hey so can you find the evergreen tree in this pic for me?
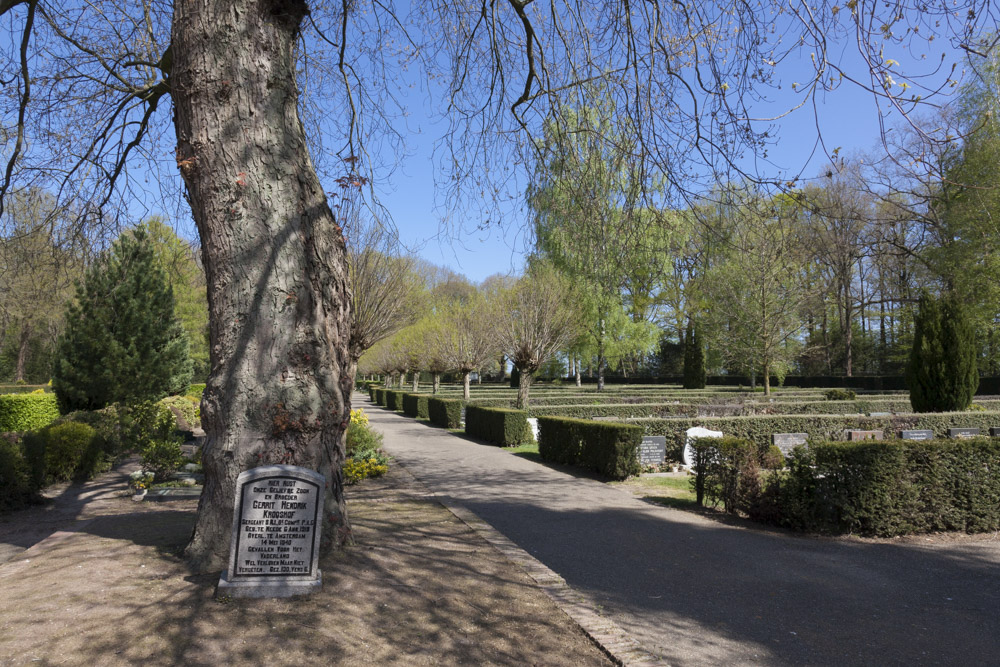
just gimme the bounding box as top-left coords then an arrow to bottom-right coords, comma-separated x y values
907,291 -> 978,412
53,225 -> 193,412
682,319 -> 706,389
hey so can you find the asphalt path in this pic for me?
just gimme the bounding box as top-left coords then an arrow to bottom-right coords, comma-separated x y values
362,396 -> 1000,665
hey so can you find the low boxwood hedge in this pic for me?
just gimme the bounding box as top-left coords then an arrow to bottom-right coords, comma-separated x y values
374,388 -> 387,406
384,390 -> 405,411
402,393 -> 429,419
465,405 -> 532,446
368,385 -> 380,402
0,436 -> 35,512
537,416 -> 642,480
0,393 -> 60,432
778,438 -> 1000,536
428,397 -> 464,429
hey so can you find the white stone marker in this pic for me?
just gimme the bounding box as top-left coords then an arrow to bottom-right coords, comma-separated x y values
683,426 -> 723,468
527,417 -> 539,442
218,465 -> 326,598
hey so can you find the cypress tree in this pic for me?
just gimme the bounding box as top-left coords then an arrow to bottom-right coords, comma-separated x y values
683,319 -> 706,389
907,291 -> 978,412
53,225 -> 193,412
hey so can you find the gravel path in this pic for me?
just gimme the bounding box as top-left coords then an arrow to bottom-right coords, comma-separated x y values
365,396 -> 1000,666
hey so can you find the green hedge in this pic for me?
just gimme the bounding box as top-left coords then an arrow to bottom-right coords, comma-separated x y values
777,439 -> 1000,536
185,383 -> 206,398
0,436 -> 36,512
402,393 -> 430,419
465,405 -> 532,446
537,416 -> 642,480
368,385 -> 380,402
633,411 -> 1000,460
385,390 -> 405,411
428,397 -> 464,429
374,388 -> 387,406
0,394 -> 60,432
22,422 -> 104,486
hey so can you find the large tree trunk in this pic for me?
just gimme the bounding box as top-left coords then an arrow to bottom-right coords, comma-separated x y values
411,372 -> 418,392
173,0 -> 352,572
15,325 -> 30,382
462,370 -> 471,400
516,369 -> 533,409
432,372 -> 441,394
497,354 -> 506,383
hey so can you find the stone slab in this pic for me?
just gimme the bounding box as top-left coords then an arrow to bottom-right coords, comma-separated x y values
990,427 -> 1000,437
900,429 -> 934,441
772,433 -> 808,455
869,412 -> 892,417
638,436 -> 666,466
683,427 -> 723,468
218,465 -> 326,598
846,430 -> 884,441
947,428 -> 980,439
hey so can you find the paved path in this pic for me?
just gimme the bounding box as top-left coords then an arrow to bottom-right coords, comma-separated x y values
363,396 -> 1000,665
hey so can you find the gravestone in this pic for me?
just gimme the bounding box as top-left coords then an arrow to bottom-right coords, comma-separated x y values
846,430 -> 884,441
639,436 -> 667,466
526,417 -> 539,442
772,433 -> 808,455
869,412 -> 892,417
991,427 -> 1000,438
947,427 -> 980,439
218,465 -> 326,599
900,429 -> 934,441
683,427 -> 723,468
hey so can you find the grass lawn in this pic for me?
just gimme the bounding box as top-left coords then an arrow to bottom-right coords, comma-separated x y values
611,474 -> 698,509
506,442 -> 542,463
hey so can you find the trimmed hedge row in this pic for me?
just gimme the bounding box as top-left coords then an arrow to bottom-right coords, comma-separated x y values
465,405 -> 532,446
402,393 -> 430,419
428,397 -> 464,429
0,436 -> 34,512
537,416 -> 642,480
385,390 -> 405,411
374,388 -> 387,406
0,394 -> 60,432
633,411 -> 1000,459
779,439 -> 1000,535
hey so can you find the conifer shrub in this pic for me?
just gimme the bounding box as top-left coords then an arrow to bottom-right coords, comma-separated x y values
52,225 -> 193,412
537,416 -> 641,480
682,320 -> 706,389
464,405 -> 532,446
428,397 -> 464,429
0,393 -> 60,432
908,291 -> 978,412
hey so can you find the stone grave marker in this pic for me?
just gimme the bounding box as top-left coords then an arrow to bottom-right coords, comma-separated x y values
639,436 -> 667,466
869,412 -> 892,417
947,427 -> 980,439
846,430 -> 884,441
991,427 -> 1000,438
900,429 -> 934,441
772,433 -> 808,455
218,465 -> 326,598
526,417 -> 539,442
683,427 -> 723,468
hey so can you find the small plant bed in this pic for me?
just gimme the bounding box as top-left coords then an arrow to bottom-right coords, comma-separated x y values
344,408 -> 390,485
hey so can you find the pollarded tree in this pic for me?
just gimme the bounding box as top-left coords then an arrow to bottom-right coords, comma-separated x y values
53,224 -> 193,412
494,262 -> 580,409
907,291 -> 978,412
437,293 -> 497,400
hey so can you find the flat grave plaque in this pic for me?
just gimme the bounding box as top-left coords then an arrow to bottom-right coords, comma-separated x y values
218,465 -> 325,599
900,429 -> 934,441
991,427 -> 1000,438
869,412 -> 892,417
947,428 -> 980,439
846,430 -> 884,441
639,436 -> 667,466
772,433 -> 808,455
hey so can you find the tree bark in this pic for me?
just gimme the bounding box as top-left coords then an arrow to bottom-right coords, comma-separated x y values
15,325 -> 29,382
174,0 -> 352,572
411,373 -> 418,392
497,354 -> 506,383
432,372 -> 441,394
462,370 -> 471,400
516,369 -> 533,409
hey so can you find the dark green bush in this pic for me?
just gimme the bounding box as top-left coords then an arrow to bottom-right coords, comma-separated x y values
537,416 -> 641,480
22,422 -> 100,485
402,393 -> 429,419
465,405 -> 532,446
908,291 -> 978,412
824,389 -> 857,401
374,388 -> 387,406
385,390 -> 405,411
428,397 -> 464,429
141,437 -> 184,482
368,385 -> 380,402
771,438 -> 1000,536
688,436 -> 767,512
0,436 -> 36,512
0,393 -> 60,432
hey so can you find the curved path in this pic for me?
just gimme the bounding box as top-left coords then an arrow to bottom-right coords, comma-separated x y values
363,396 -> 1000,665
